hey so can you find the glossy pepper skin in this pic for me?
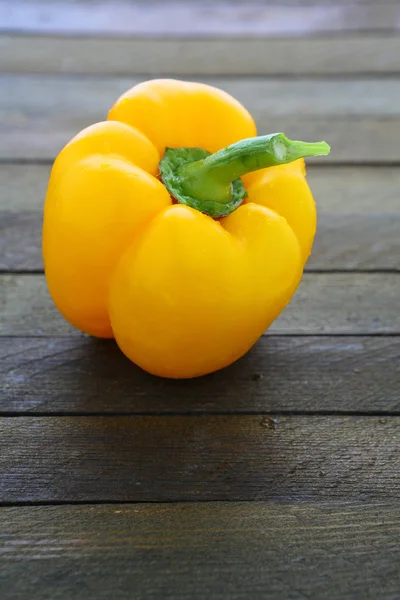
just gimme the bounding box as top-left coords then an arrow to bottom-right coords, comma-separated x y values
43,78 -> 329,379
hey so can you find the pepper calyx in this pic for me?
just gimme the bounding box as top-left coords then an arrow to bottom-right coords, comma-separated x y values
159,134 -> 330,218
159,147 -> 247,218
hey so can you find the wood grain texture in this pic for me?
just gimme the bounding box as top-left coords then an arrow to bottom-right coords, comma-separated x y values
3,206 -> 399,271
2,0 -> 399,36
1,3 -> 398,595
1,336 -> 399,414
0,415 -> 399,503
1,75 -> 400,162
1,502 -> 399,600
1,273 -> 399,336
1,165 -> 399,271
1,35 -> 400,76
3,164 -> 399,214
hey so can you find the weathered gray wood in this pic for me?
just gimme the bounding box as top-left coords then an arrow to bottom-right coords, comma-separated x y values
1,502 -> 399,600
5,116 -> 400,162
1,336 -> 399,414
0,164 -> 45,269
2,0 -> 399,36
312,214 -> 400,270
3,211 -> 398,271
1,165 -> 399,271
1,273 -> 399,336
0,415 -> 398,502
1,35 -> 400,76
0,211 -> 42,271
4,69 -> 400,118
3,165 -> 399,214
0,164 -> 50,212
1,75 -> 399,162
1,5 -> 398,596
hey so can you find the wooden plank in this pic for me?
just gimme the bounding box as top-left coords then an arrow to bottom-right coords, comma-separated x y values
2,165 -> 399,217
1,502 -> 399,600
1,35 -> 400,76
1,165 -> 399,271
1,273 -> 399,336
2,75 -> 400,162
0,415 -> 398,502
0,175 -> 400,272
0,210 -> 43,271
2,0 -> 399,36
0,164 -> 50,213
311,215 -> 400,270
1,336 -> 399,414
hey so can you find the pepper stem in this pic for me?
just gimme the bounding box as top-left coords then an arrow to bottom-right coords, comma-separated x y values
178,133 -> 330,204
159,133 -> 330,218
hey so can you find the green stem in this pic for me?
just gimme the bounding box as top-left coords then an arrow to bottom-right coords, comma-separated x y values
159,133 -> 330,218
179,133 -> 330,204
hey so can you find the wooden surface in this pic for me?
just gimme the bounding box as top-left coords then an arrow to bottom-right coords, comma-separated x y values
1,415 -> 399,502
1,503 -> 399,600
2,76 -> 400,162
2,336 -> 399,414
1,1 -> 399,599
2,35 -> 400,75
2,273 -> 399,336
2,165 -> 400,270
2,1 -> 400,35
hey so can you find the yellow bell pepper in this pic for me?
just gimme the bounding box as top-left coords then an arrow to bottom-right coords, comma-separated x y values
42,78 -> 330,379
